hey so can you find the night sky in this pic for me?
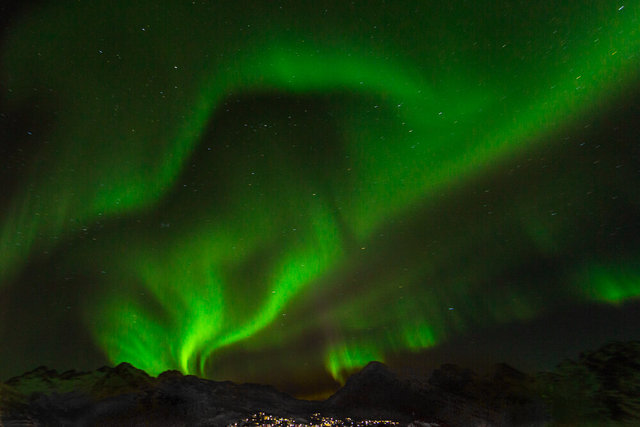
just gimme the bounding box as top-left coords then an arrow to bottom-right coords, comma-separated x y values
1,0 -> 640,397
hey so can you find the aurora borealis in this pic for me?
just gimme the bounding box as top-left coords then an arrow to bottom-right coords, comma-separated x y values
1,0 -> 640,396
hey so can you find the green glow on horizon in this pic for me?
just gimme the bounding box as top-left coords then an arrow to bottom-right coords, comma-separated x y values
86,199 -> 344,376
1,0 -> 640,384
577,263 -> 640,305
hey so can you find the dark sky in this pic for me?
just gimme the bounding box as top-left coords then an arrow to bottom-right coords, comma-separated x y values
1,0 -> 640,397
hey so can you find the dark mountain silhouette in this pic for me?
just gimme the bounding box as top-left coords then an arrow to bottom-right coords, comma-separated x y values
536,341 -> 640,424
1,341 -> 639,426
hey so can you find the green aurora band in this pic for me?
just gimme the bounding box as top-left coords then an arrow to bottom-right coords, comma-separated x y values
1,0 -> 640,385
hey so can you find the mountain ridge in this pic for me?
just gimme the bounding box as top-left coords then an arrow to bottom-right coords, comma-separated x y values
1,341 -> 639,426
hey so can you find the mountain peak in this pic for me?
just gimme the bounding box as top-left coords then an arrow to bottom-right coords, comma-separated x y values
6,366 -> 57,384
359,361 -> 393,375
338,361 -> 398,391
324,361 -> 430,416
